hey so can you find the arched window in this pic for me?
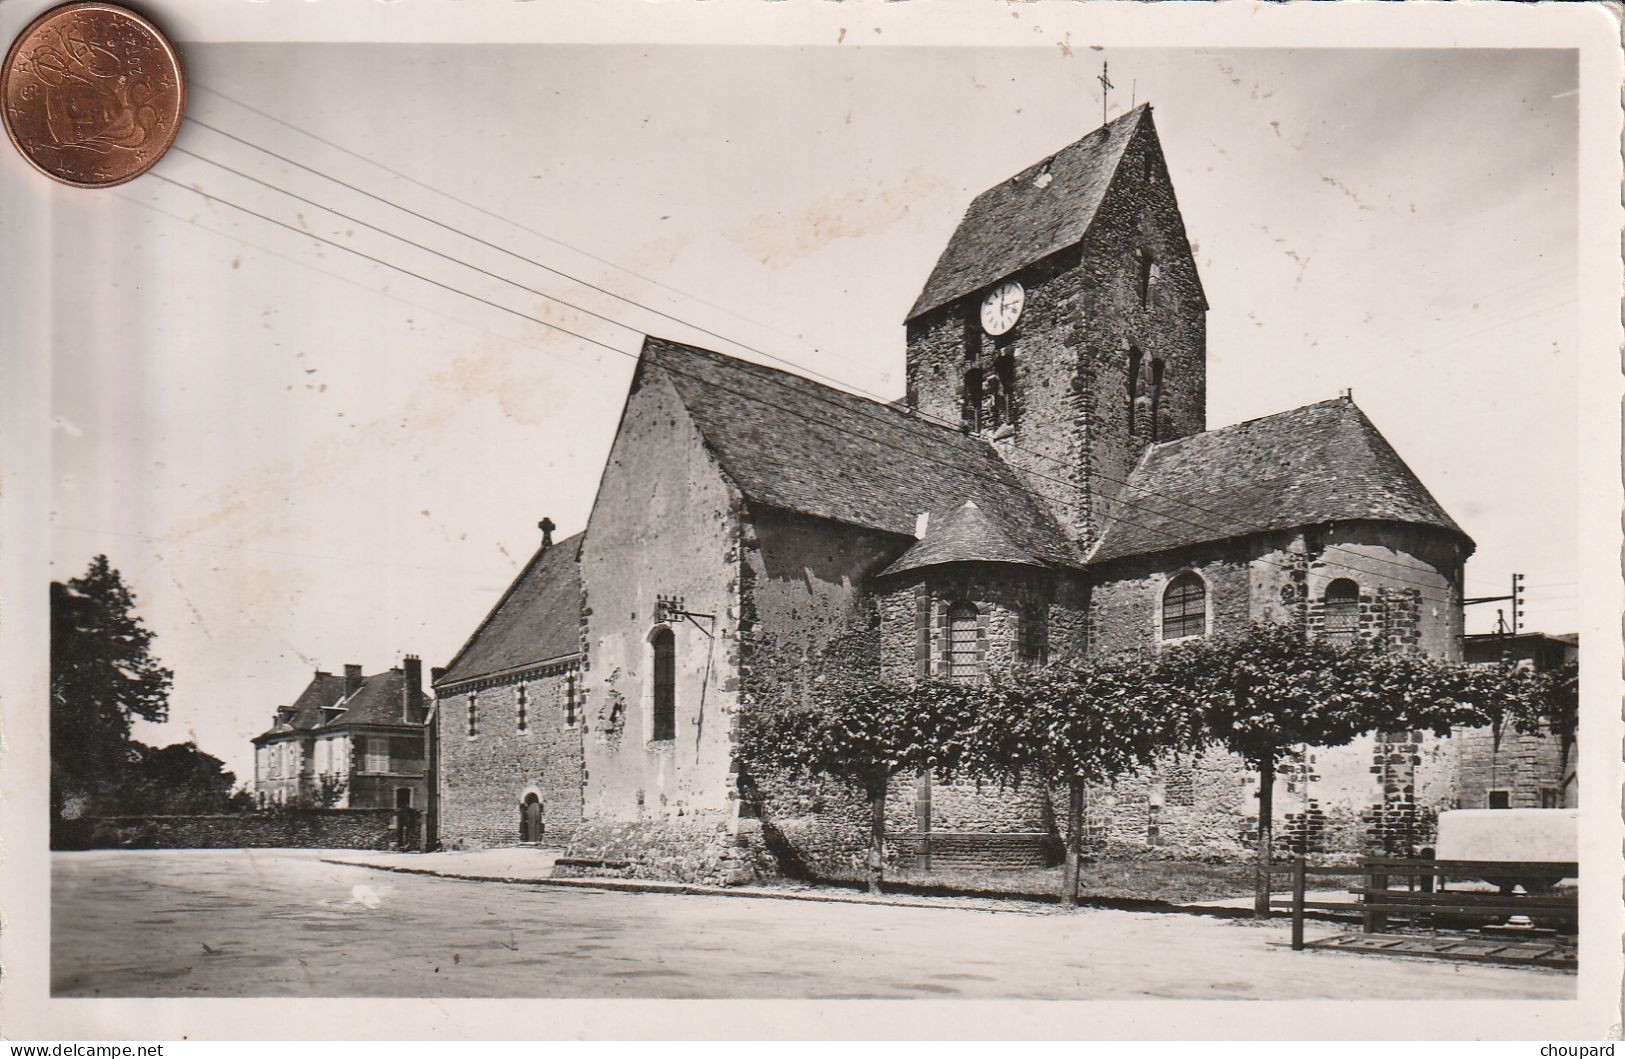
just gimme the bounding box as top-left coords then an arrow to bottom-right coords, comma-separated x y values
1150,358 -> 1166,442
1161,573 -> 1206,640
1323,578 -> 1359,644
1137,250 -> 1156,307
1018,604 -> 1049,666
651,626 -> 676,741
962,365 -> 984,432
947,602 -> 981,682
1127,346 -> 1143,434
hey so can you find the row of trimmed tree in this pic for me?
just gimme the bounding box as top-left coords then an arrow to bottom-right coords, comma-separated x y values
736,622 -> 1576,910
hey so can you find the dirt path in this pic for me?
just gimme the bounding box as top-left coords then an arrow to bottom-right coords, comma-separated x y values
52,850 -> 1576,999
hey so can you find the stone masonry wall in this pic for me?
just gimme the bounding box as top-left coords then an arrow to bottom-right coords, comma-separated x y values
436,668 -> 585,850
905,110 -> 1207,552
733,507 -> 902,879
63,810 -> 412,851
1088,523 -> 1469,859
1455,723 -> 1572,810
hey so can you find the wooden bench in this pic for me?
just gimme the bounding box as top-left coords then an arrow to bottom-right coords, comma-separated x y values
1275,856 -> 1578,952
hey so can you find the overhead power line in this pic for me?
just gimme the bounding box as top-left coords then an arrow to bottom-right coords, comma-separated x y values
146,112 -> 1489,605
168,112 -> 1508,594
175,105 -> 1481,592
146,163 -> 1462,608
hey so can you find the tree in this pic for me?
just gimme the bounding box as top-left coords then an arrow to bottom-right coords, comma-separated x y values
736,679 -> 973,894
1540,661 -> 1580,791
1158,623 -> 1502,915
50,556 -> 173,818
962,655 -> 1194,906
111,741 -> 243,814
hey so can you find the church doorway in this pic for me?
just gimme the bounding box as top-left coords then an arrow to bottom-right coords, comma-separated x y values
519,793 -> 544,844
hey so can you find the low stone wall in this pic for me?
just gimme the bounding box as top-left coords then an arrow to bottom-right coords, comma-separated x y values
558,816 -> 752,885
57,809 -> 416,851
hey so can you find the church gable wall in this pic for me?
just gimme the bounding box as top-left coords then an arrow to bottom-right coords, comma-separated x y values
576,367 -> 744,828
435,670 -> 584,850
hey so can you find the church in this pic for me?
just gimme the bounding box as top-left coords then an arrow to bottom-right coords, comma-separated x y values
428,104 -> 1474,881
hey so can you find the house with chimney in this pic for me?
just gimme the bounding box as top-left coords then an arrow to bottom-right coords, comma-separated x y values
252,656 -> 432,810
431,103 -> 1481,879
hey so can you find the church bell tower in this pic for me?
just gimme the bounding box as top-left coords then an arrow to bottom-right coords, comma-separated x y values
903,103 -> 1209,550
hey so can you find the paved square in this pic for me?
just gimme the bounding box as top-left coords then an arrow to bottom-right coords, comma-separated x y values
53,850 -> 1575,999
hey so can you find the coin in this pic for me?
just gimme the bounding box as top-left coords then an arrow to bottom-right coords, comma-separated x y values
2,2 -> 184,188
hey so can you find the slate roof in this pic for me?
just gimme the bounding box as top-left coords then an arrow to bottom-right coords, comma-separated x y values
435,533 -> 584,688
1088,398 -> 1472,565
321,669 -> 419,729
253,666 -> 423,740
644,337 -> 1080,568
907,104 -> 1149,321
881,500 -> 1047,577
253,671 -> 346,741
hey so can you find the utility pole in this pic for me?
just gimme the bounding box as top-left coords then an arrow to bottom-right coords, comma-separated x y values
1465,572 -> 1526,659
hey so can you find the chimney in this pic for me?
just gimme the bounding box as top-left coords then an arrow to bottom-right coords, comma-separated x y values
402,654 -> 424,723
431,665 -> 447,684
538,517 -> 555,550
343,663 -> 364,697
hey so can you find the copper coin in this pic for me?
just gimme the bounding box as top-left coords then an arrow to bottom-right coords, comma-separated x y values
2,2 -> 184,188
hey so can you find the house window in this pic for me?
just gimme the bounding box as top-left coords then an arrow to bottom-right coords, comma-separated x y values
467,693 -> 478,738
1488,790 -> 1511,810
363,737 -> 389,774
1137,250 -> 1156,307
947,602 -> 981,682
651,626 -> 676,741
1018,604 -> 1048,666
1323,578 -> 1359,644
516,684 -> 529,733
1161,573 -> 1206,640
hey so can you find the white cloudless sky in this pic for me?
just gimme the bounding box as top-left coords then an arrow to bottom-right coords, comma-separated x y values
46,44 -> 1578,783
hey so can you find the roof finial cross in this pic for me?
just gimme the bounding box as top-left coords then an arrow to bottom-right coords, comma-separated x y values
1097,59 -> 1114,126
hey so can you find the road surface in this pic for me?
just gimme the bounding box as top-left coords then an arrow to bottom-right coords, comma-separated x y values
52,850 -> 1575,999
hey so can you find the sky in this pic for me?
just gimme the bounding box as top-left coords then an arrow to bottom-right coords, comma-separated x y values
44,44 -> 1581,785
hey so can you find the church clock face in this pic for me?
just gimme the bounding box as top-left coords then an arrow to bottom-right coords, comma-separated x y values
980,281 -> 1025,336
